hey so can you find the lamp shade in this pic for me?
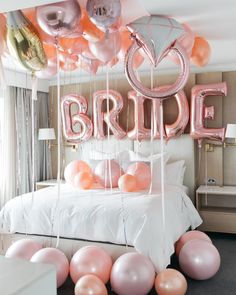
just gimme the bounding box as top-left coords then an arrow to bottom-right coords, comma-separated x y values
38,128 -> 56,140
225,124 -> 236,139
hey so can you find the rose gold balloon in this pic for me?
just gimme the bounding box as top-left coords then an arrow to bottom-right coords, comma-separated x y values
64,160 -> 92,185
5,239 -> 42,260
31,248 -> 69,288
190,82 -> 227,144
93,89 -> 126,139
94,159 -> 123,188
74,171 -> 94,190
169,23 -> 194,64
89,31 -> 121,63
70,245 -> 113,284
191,36 -> 211,67
36,0 -> 82,37
165,89 -> 189,139
127,162 -> 151,190
118,30 -> 144,69
74,274 -> 108,295
127,91 -> 150,140
155,269 -> 187,295
118,174 -> 137,192
175,230 -> 212,256
61,94 -> 93,142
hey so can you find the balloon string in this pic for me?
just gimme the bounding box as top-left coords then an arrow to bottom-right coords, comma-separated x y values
149,65 -> 154,194
0,57 -> 6,90
160,101 -> 166,254
106,65 -> 112,191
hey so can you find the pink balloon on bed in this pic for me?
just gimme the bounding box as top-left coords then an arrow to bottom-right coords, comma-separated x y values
5,239 -> 42,260
74,171 -> 94,190
127,162 -> 151,190
64,160 -> 92,186
175,230 -> 212,256
31,247 -> 69,288
118,174 -> 137,192
70,245 -> 113,284
94,159 -> 123,188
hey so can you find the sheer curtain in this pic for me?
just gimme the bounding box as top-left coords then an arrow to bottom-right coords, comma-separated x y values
0,86 -> 52,207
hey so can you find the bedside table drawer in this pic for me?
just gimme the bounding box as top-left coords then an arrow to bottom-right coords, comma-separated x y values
199,209 -> 236,234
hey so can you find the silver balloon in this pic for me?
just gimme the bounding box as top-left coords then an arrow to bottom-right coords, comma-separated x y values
86,0 -> 121,29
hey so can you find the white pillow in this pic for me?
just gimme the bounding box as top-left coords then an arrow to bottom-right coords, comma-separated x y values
165,160 -> 186,186
128,150 -> 170,163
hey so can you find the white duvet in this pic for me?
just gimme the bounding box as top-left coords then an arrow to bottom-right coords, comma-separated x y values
0,184 -> 202,271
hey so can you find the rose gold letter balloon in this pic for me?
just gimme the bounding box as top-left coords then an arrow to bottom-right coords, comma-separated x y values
190,82 -> 227,143
127,91 -> 150,140
93,90 -> 126,139
61,94 -> 93,142
165,90 -> 189,139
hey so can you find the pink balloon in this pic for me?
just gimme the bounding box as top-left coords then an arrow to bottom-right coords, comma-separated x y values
175,230 -> 212,256
155,268 -> 187,295
64,160 -> 92,185
86,0 -> 121,29
169,23 -> 195,64
36,0 -> 82,37
93,90 -> 126,139
74,171 -> 94,190
127,162 -> 151,190
118,174 -> 137,192
78,54 -> 101,75
179,240 -> 221,280
89,31 -> 121,63
125,16 -> 190,100
61,94 -> 93,142
94,159 -> 123,188
75,274 -> 108,295
31,248 -> 69,288
70,245 -> 113,284
110,253 -> 155,295
190,82 -> 227,145
5,239 -> 42,260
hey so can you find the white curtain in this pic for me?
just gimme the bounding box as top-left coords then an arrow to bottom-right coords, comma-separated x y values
0,87 -> 16,207
0,86 -> 52,207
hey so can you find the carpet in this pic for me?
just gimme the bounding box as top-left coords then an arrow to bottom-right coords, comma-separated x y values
58,233 -> 236,295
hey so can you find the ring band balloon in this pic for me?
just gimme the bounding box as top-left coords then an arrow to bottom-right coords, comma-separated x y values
125,41 -> 190,100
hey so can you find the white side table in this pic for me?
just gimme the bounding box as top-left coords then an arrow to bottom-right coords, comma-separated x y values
0,256 -> 56,295
196,185 -> 236,233
36,179 -> 66,190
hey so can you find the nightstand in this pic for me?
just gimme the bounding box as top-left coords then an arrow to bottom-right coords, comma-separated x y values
196,185 -> 236,233
36,179 -> 66,190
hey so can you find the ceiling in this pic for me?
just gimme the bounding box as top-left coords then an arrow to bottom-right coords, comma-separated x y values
2,0 -> 236,81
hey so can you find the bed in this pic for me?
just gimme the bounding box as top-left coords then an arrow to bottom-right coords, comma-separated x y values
0,135 -> 202,271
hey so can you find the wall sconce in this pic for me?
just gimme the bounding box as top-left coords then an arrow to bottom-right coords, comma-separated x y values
38,128 -> 56,148
205,123 -> 236,152
38,128 -> 78,152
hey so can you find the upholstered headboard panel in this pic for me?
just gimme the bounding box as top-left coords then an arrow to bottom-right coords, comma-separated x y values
64,135 -> 195,201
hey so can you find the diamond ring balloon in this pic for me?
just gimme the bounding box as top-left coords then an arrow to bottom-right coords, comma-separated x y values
125,16 -> 190,100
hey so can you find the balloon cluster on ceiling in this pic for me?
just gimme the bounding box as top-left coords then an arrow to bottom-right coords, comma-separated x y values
0,0 -> 212,79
